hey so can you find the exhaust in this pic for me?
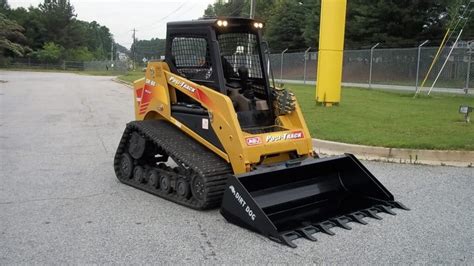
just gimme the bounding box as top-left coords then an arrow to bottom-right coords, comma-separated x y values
220,154 -> 409,247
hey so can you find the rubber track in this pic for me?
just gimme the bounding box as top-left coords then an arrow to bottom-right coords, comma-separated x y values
114,120 -> 233,210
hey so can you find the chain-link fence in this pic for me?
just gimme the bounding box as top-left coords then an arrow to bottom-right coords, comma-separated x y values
270,46 -> 473,93
1,58 -> 130,73
1,46 -> 472,93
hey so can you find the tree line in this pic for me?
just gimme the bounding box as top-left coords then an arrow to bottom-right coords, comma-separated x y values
0,0 -> 117,63
131,0 -> 473,60
204,0 -> 473,52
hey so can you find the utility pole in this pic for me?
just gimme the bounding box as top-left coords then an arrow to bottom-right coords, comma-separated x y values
110,41 -> 114,61
249,0 -> 256,19
132,28 -> 137,70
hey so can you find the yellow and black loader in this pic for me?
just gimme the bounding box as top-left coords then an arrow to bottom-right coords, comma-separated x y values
114,18 -> 408,247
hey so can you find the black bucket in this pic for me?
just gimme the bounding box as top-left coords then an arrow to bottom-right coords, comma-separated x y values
220,154 -> 409,247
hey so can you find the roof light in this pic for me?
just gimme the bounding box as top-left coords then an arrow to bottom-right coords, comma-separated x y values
253,22 -> 263,29
217,20 -> 228,27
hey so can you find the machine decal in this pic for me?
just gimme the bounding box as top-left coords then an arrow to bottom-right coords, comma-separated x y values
145,79 -> 156,86
168,76 -> 212,107
138,84 -> 153,115
265,131 -> 304,143
245,136 -> 262,146
228,186 -> 256,221
169,76 -> 196,93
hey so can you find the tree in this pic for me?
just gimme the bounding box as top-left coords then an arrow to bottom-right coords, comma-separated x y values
202,0 -> 464,49
0,13 -> 29,56
38,0 -> 79,49
0,0 -> 9,13
203,0 -> 246,17
2,0 -> 115,61
132,38 -> 166,63
265,0 -> 307,51
65,46 -> 94,61
34,42 -> 62,62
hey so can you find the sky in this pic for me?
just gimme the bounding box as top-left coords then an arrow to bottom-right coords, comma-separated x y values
8,0 -> 215,48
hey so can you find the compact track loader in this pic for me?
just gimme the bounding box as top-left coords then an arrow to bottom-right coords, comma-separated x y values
114,18 -> 408,247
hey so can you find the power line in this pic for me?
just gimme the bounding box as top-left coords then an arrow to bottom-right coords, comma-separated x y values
138,2 -> 188,33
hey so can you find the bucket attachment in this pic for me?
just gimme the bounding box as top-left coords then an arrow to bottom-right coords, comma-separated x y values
220,154 -> 409,247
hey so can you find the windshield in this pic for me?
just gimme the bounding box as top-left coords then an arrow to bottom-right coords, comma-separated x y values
217,32 -> 264,79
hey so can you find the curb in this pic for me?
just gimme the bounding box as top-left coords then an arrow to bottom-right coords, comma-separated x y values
112,78 -> 133,88
313,138 -> 473,167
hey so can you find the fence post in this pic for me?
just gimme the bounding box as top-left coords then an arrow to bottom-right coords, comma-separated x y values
466,41 -> 473,94
280,48 -> 288,82
415,40 -> 429,93
303,47 -> 311,84
369,43 -> 380,89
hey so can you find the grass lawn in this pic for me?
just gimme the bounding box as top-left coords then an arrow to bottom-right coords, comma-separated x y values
288,84 -> 473,150
115,73 -> 472,150
117,70 -> 144,83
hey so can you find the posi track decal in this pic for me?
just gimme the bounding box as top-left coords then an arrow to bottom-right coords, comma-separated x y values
169,76 -> 196,93
228,186 -> 256,221
266,131 -> 304,143
168,76 -> 212,107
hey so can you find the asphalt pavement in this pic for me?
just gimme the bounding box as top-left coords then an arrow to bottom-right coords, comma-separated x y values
0,70 -> 473,264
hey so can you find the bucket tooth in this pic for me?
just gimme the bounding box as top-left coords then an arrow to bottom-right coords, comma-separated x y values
316,222 -> 336,235
220,154 -> 409,247
280,233 -> 298,248
332,217 -> 352,230
295,226 -> 318,241
390,201 -> 410,211
363,209 -> 383,220
377,205 -> 396,215
348,212 -> 368,225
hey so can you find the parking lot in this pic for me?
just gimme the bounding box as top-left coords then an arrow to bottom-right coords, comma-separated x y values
0,70 -> 472,264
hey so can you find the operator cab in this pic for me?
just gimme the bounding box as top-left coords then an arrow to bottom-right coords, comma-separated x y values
165,18 -> 274,130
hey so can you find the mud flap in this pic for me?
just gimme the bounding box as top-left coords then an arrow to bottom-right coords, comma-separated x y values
220,154 -> 409,247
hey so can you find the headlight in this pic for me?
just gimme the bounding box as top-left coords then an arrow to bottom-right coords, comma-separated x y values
217,20 -> 228,27
253,22 -> 263,29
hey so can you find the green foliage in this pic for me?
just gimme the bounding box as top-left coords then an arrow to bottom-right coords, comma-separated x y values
0,0 -> 9,12
2,0 -> 116,62
132,38 -> 166,63
265,0 -> 307,51
65,46 -> 94,61
203,0 -> 469,50
0,13 -> 29,56
203,0 -> 247,17
34,41 -> 62,62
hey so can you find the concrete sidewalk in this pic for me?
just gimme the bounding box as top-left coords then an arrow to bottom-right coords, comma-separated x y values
313,139 -> 474,167
278,79 -> 471,95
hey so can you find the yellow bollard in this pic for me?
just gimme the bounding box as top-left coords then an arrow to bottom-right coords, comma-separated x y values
316,0 -> 347,106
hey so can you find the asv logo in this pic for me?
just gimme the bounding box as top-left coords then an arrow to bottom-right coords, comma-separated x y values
245,136 -> 262,146
266,131 -> 304,143
228,186 -> 256,221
